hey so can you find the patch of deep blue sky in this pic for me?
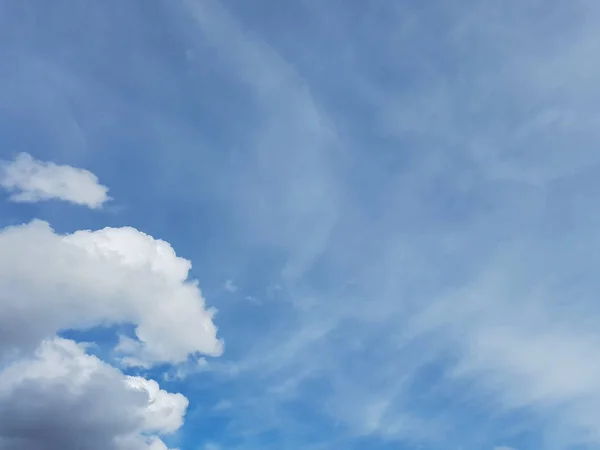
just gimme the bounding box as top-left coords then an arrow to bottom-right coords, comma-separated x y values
3,0 -> 600,449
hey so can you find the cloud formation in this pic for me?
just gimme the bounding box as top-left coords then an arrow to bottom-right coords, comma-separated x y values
166,1 -> 600,449
0,338 -> 187,450
0,153 -> 110,208
1,0 -> 600,449
0,219 -> 222,365
0,156 -> 222,449
223,280 -> 237,293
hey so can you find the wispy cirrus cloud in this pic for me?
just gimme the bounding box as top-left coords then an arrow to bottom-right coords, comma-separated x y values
2,1 -> 600,450
176,1 -> 600,449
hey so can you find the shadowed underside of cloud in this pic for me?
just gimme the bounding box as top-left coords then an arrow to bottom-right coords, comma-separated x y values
0,153 -> 110,208
0,338 -> 187,450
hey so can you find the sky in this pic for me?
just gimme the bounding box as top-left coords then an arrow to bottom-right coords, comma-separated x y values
1,1 -> 600,449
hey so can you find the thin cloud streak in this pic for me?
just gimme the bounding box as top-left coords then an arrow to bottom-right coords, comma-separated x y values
180,1 -> 600,448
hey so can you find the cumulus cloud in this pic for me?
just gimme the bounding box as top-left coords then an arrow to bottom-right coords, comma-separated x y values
0,213 -> 223,449
0,219 -> 223,365
0,338 -> 187,450
0,152 -> 110,208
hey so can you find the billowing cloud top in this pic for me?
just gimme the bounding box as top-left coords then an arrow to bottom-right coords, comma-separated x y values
0,153 -> 110,208
0,219 -> 223,364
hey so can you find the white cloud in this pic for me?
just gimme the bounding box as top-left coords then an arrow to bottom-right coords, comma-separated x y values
223,279 -> 237,293
0,146 -> 223,447
5,0 -> 600,448
0,219 -> 223,365
0,337 -> 186,450
0,152 -> 110,208
213,399 -> 233,411
0,210 -> 222,448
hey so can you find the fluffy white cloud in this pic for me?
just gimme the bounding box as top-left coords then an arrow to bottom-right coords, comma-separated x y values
0,338 -> 187,450
0,219 -> 223,365
0,153 -> 110,208
0,213 -> 223,449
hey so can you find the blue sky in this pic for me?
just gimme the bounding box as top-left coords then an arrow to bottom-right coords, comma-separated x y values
1,1 -> 600,449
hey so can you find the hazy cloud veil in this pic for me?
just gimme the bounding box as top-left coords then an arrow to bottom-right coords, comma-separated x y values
1,1 -> 600,450
0,155 -> 222,449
